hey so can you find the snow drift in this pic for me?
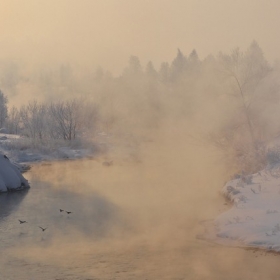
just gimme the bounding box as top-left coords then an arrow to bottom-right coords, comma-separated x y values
0,153 -> 30,192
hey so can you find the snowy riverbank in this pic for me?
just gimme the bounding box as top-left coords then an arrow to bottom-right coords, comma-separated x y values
0,132 -> 108,192
205,163 -> 280,252
0,132 -> 110,165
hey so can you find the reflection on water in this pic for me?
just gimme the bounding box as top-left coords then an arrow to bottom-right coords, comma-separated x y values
0,180 -> 121,250
1,152 -> 280,279
0,190 -> 29,220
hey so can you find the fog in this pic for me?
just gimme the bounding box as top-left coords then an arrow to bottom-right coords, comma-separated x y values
4,124 -> 280,279
1,1 -> 280,278
10,127 -> 232,279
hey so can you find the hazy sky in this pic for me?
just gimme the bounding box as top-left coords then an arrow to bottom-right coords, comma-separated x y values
0,0 -> 279,74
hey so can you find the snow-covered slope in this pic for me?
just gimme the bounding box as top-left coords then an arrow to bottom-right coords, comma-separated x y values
0,153 -> 30,192
206,166 -> 280,251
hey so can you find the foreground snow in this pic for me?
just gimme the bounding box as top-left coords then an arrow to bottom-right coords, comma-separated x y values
205,165 -> 280,252
0,153 -> 30,192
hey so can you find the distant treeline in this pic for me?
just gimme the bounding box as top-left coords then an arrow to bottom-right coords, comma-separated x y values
0,41 -> 279,172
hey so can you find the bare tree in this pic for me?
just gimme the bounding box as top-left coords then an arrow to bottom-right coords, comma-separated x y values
0,90 -> 8,128
19,101 -> 46,139
214,41 -> 275,171
6,106 -> 20,134
49,99 -> 82,141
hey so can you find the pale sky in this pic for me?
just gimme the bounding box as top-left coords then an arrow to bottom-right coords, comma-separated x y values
0,0 -> 279,74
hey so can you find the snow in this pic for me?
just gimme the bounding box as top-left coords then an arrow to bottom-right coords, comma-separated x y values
0,153 -> 30,192
205,166 -> 280,252
0,132 -> 105,192
0,132 -> 99,164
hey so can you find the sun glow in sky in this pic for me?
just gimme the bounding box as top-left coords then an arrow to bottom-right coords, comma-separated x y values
0,0 -> 279,74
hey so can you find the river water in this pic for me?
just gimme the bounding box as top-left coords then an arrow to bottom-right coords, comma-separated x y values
1,139 -> 280,279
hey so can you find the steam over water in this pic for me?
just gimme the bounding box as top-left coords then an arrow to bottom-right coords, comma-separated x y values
1,130 -> 280,279
1,1 -> 280,278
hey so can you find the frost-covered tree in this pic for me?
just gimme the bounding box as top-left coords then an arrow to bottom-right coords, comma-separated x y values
19,101 -> 46,139
0,90 -> 8,128
6,106 -> 20,134
15,98 -> 99,142
49,99 -> 82,141
220,43 -> 270,141
213,41 -> 275,171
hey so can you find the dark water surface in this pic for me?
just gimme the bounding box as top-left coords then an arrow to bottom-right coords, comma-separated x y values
1,155 -> 280,279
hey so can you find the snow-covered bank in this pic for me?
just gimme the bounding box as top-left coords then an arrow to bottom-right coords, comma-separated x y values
205,165 -> 280,252
0,132 -> 105,164
0,132 -> 105,192
0,153 -> 30,192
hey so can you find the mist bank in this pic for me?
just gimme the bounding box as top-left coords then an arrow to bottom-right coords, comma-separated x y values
0,41 -> 279,174
8,125 -> 280,280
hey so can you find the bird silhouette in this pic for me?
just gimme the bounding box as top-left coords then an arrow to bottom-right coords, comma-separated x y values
60,209 -> 64,212
39,226 -> 47,231
66,211 -> 72,214
18,220 -> 27,224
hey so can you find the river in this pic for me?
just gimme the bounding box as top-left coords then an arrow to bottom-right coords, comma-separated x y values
1,138 -> 280,279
